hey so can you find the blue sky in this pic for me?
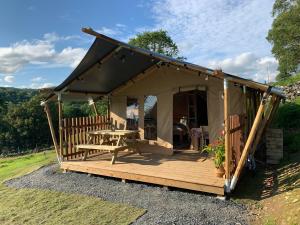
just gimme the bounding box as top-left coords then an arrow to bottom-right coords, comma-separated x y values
0,0 -> 278,88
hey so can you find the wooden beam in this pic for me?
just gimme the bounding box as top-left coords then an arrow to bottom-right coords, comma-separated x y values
92,103 -> 98,115
230,89 -> 271,191
223,78 -> 231,193
250,95 -> 278,155
58,94 -> 64,159
42,102 -> 61,163
88,98 -> 98,115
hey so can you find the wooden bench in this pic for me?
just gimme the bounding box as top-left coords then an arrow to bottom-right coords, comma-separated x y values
76,144 -> 128,164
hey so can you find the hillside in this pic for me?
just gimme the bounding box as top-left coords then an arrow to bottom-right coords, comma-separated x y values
0,87 -> 37,104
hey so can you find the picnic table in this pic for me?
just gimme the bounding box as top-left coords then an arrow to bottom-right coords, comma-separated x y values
76,129 -> 140,164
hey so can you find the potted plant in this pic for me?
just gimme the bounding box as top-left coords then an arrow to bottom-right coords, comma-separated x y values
203,135 -> 225,177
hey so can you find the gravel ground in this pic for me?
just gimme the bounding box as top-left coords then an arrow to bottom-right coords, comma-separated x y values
5,164 -> 250,225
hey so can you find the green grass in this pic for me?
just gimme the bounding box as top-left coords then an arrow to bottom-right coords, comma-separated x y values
0,151 -> 145,225
233,152 -> 300,225
272,73 -> 300,86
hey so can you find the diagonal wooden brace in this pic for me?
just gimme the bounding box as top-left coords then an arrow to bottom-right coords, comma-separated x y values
230,87 -> 272,191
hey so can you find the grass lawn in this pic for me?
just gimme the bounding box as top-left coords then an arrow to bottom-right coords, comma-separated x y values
233,151 -> 300,225
0,151 -> 145,225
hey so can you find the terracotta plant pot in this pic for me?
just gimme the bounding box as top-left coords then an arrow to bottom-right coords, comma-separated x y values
215,165 -> 225,178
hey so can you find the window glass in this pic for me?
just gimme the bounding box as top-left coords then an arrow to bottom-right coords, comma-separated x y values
144,95 -> 157,140
126,97 -> 139,130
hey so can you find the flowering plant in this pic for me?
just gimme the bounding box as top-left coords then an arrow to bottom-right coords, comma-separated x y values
202,133 -> 225,168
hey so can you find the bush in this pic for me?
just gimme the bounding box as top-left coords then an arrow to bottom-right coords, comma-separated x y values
283,132 -> 300,153
272,97 -> 300,153
272,97 -> 300,129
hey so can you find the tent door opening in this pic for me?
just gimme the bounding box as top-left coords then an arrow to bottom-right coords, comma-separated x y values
173,90 -> 208,150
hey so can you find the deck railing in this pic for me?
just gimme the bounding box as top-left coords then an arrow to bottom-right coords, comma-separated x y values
61,115 -> 110,160
61,113 -> 245,164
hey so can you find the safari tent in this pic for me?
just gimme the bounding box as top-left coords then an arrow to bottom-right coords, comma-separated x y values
42,27 -> 284,195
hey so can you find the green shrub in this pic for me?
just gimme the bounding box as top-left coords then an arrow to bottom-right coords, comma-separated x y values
272,97 -> 300,129
283,132 -> 300,153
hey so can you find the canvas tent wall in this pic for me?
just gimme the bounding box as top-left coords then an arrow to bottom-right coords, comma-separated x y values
110,65 -> 245,149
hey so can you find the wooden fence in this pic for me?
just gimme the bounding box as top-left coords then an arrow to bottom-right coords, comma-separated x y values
61,115 -> 110,160
229,114 -> 245,175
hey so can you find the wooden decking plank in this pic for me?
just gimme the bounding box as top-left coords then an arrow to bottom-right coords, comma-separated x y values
61,162 -> 224,195
61,151 -> 225,195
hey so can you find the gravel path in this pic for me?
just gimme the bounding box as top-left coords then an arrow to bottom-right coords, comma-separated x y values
5,164 -> 250,225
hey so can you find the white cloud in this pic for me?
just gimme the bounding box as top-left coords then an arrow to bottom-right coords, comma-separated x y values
116,23 -> 127,28
31,76 -> 44,82
43,32 -> 82,42
150,0 -> 276,81
96,27 -> 121,36
96,23 -> 130,39
38,82 -> 54,88
0,34 -> 87,74
4,75 -> 14,83
208,52 -> 278,82
30,82 -> 54,89
152,0 -> 274,58
55,47 -> 86,68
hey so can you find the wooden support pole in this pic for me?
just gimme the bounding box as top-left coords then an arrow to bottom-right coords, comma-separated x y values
58,93 -> 64,160
250,95 -> 278,155
224,78 -> 231,193
42,101 -> 61,163
88,97 -> 98,115
230,89 -> 271,191
92,103 -> 98,115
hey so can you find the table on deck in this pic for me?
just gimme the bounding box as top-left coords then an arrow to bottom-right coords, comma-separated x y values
77,130 -> 140,164
87,129 -> 139,146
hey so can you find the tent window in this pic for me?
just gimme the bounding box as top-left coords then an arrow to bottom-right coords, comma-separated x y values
144,95 -> 157,140
126,97 -> 139,130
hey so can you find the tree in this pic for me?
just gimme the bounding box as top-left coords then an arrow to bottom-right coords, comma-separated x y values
267,0 -> 300,80
128,30 -> 184,59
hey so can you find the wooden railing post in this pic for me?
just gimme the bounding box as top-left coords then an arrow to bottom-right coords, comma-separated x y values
88,97 -> 99,115
230,88 -> 271,191
58,93 -> 63,161
41,101 -> 61,164
224,78 -> 231,193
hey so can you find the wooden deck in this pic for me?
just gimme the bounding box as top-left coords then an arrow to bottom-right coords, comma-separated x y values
61,150 -> 225,195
